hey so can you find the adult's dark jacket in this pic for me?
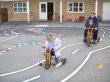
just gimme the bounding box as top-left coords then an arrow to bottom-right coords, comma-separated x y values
84,16 -> 99,28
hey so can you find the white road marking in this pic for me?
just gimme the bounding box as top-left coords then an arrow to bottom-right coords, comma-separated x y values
38,43 -> 42,45
5,33 -> 8,36
99,28 -> 106,42
0,26 -> 27,43
55,63 -> 62,68
0,28 -> 8,31
22,75 -> 41,82
104,28 -> 110,30
0,42 -> 82,77
101,29 -> 105,37
23,44 -> 28,46
72,49 -> 80,55
32,44 -> 36,45
1,51 -> 6,53
100,39 -> 102,41
57,42 -> 82,68
55,49 -> 80,68
103,30 -> 106,38
101,29 -> 104,31
7,47 -> 12,49
0,53 -> 3,54
103,35 -> 104,37
60,42 -> 83,51
18,45 -> 22,47
4,31 -> 6,33
60,45 -> 110,82
0,37 -> 4,39
36,25 -> 48,27
12,46 -> 17,48
0,59 -> 45,77
0,28 -> 18,42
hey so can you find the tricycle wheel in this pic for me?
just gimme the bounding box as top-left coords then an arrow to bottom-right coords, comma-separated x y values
39,63 -> 43,66
83,38 -> 87,43
62,58 -> 66,65
87,38 -> 91,47
45,61 -> 51,69
98,37 -> 100,42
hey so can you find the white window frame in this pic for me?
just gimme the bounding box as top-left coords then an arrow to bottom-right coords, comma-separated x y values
13,2 -> 27,13
67,2 -> 84,13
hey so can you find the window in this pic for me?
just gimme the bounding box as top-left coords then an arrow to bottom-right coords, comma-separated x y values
68,2 -> 84,13
41,4 -> 46,12
13,3 -> 27,13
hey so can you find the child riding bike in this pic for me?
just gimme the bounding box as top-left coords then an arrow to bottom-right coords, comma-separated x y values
42,33 -> 65,66
83,19 -> 98,44
84,12 -> 99,43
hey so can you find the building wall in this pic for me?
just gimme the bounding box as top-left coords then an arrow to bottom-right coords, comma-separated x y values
61,0 -> 95,21
97,0 -> 103,21
1,0 -> 110,22
103,0 -> 110,1
4,1 -> 27,21
5,0 -> 57,21
29,0 -> 38,21
30,0 -> 56,21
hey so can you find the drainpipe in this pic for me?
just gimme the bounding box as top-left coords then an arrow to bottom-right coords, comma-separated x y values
60,0 -> 62,23
1,3 -> 3,8
95,0 -> 98,17
27,0 -> 30,23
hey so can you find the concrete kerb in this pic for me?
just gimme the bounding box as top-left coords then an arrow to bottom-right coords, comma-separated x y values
0,22 -> 110,28
27,23 -> 110,28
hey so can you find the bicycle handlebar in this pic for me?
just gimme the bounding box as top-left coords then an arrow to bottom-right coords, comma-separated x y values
84,27 -> 96,30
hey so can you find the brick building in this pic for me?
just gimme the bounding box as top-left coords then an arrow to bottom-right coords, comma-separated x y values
0,0 -> 110,23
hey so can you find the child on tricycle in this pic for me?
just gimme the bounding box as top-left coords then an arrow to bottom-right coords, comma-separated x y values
83,19 -> 100,46
42,33 -> 66,69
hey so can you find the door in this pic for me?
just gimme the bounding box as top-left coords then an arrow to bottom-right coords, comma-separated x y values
103,2 -> 110,21
0,8 -> 8,22
39,2 -> 47,20
47,2 -> 53,20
